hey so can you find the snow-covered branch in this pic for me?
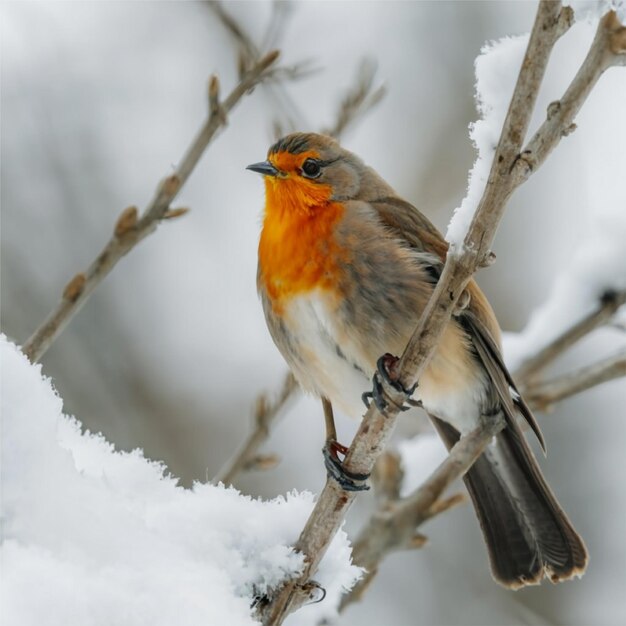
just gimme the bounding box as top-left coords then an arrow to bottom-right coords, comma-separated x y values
258,3 -> 625,623
22,51 -> 280,364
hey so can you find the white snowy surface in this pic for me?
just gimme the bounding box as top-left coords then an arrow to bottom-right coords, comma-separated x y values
0,335 -> 361,626
446,34 -> 527,249
567,0 -> 626,22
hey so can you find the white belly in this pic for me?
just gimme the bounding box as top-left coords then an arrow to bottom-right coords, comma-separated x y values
281,292 -> 372,417
281,291 -> 488,433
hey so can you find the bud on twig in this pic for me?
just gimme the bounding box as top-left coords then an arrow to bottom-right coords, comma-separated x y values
208,75 -> 228,125
406,534 -> 428,550
114,206 -> 138,238
161,175 -> 181,197
245,454 -> 281,472
63,273 -> 87,302
163,207 -> 190,220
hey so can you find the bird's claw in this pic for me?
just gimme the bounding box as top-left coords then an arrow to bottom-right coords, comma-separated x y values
323,439 -> 370,491
362,353 -> 418,413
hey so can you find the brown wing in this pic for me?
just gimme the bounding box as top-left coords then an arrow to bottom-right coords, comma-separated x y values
370,196 -> 545,449
462,311 -> 546,452
371,196 -> 449,259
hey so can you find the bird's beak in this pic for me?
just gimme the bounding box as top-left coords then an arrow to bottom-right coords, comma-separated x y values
246,160 -> 279,177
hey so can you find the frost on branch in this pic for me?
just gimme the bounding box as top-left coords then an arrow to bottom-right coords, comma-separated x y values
0,336 -> 361,626
446,35 -> 528,249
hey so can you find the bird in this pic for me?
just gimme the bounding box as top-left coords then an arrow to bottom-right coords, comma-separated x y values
248,131 -> 587,589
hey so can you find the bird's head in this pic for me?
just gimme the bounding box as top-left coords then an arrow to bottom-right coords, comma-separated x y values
247,132 -> 365,216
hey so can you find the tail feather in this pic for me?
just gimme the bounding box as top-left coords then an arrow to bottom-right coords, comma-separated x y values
432,415 -> 588,588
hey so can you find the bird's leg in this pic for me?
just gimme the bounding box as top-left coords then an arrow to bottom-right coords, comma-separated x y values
362,353 -> 420,412
321,397 -> 370,491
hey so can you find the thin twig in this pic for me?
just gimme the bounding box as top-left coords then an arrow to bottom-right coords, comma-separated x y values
322,59 -> 387,141
514,290 -> 626,382
260,0 -> 295,53
258,3 -> 583,623
512,11 -> 626,187
208,1 -> 259,74
525,348 -> 626,410
21,51 -> 280,364
214,372 -> 298,485
209,0 -> 310,134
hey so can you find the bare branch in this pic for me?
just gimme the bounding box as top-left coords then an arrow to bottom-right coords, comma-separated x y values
514,290 -> 626,381
525,348 -> 626,410
338,331 -> 626,614
260,1 -> 295,53
210,0 -> 310,141
208,1 -> 259,74
214,372 -> 298,485
337,454 -> 465,614
22,51 -> 281,364
263,60 -> 320,84
514,10 -> 626,185
341,330 -> 626,613
258,4 -> 626,622
342,434 -> 491,613
322,59 -> 387,141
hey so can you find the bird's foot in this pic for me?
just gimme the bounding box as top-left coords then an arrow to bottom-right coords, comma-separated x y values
362,353 -> 419,413
323,439 -> 370,492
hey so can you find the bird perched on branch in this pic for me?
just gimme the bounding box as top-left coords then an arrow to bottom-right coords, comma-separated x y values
248,132 -> 587,588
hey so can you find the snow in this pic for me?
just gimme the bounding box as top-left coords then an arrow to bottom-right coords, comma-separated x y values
0,335 -> 361,626
503,209 -> 626,372
567,0 -> 626,23
445,34 -> 527,249
446,2 -> 626,250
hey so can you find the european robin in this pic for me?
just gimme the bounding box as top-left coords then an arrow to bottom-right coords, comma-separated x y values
248,132 -> 587,588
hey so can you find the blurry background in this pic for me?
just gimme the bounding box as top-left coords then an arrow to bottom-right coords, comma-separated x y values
2,2 -> 625,625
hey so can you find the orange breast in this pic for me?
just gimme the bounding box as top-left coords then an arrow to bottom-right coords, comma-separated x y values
258,176 -> 348,311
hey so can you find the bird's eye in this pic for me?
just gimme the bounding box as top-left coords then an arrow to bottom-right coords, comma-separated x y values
301,158 -> 322,179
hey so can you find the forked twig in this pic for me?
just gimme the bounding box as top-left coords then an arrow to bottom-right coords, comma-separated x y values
322,59 -> 387,140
